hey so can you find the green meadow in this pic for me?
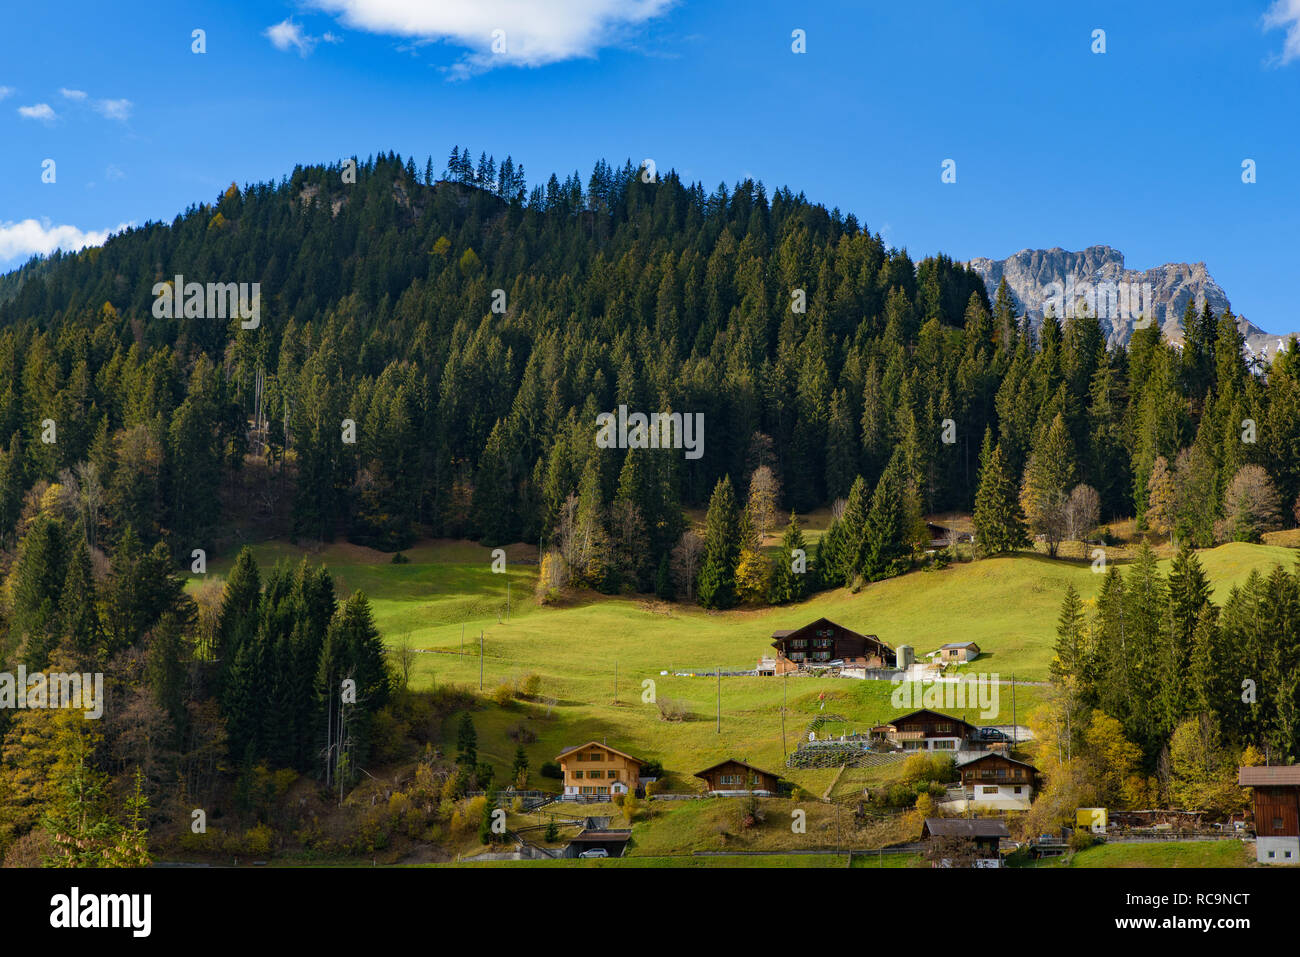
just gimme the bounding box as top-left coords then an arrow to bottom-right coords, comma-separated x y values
194,538 -> 1298,803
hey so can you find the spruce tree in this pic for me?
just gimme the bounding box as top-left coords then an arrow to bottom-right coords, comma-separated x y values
972,430 -> 1029,555
769,513 -> 809,604
698,476 -> 741,609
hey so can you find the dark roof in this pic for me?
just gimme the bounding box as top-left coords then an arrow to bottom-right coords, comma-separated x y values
940,642 -> 978,649
923,818 -> 1009,838
889,709 -> 978,731
769,618 -> 892,649
1239,766 -> 1300,786
955,752 -> 1038,772
694,758 -> 782,781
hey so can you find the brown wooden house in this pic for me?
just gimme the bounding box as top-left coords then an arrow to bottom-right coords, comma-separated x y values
879,709 -> 977,751
694,759 -> 782,796
769,618 -> 894,670
1239,765 -> 1300,864
957,752 -> 1037,807
921,817 -> 1009,867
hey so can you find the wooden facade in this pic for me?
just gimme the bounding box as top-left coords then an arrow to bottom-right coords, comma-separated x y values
1239,766 -> 1300,863
694,759 -> 782,795
770,617 -> 895,669
557,742 -> 643,801
957,752 -> 1037,806
883,709 -> 977,751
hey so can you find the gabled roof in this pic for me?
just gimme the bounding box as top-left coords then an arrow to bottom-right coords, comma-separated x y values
1239,765 -> 1300,786
769,617 -> 893,649
556,741 -> 644,766
694,758 -> 782,781
923,818 -> 1009,838
888,709 -> 978,731
940,642 -> 978,649
955,751 -> 1038,772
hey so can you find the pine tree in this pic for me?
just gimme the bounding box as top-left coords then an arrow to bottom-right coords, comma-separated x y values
972,430 -> 1029,555
1020,413 -> 1076,557
698,476 -> 741,609
769,513 -> 809,604
861,454 -> 909,581
456,712 -> 477,767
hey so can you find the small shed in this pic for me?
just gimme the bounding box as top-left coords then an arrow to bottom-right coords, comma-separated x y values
921,817 -> 1009,867
936,641 -> 980,662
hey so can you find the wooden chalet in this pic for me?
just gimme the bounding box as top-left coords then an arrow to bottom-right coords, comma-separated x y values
769,618 -> 895,671
1239,765 -> 1300,864
556,741 -> 643,802
694,759 -> 783,796
878,709 -> 977,751
957,752 -> 1037,807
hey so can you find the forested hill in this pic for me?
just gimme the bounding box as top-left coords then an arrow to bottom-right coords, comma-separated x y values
0,149 -> 1295,589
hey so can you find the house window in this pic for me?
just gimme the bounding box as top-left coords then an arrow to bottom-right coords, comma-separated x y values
932,740 -> 955,749
588,752 -> 604,761
1013,786 -> 1023,794
607,770 -> 617,779
996,768 -> 1007,779
573,771 -> 583,779
982,787 -> 997,794
791,639 -> 807,649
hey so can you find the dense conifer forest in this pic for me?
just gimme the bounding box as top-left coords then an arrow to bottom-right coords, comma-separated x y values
2,148 -> 1299,865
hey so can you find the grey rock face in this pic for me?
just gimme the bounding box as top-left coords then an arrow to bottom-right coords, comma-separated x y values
964,245 -> 1291,359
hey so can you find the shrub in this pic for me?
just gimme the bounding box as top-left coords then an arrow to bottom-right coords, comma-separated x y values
540,761 -> 561,779
242,823 -> 274,858
1069,829 -> 1099,852
491,683 -> 515,707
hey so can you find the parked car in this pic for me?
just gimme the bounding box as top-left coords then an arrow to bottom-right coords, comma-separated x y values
976,727 -> 1009,742
578,848 -> 609,859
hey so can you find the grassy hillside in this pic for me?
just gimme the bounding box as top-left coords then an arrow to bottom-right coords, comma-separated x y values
192,538 -> 1296,799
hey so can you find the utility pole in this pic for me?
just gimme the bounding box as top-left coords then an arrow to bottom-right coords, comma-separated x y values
460,624 -> 464,655
1011,674 -> 1017,749
781,670 -> 788,755
613,661 -> 618,705
479,631 -> 484,691
506,579 -> 511,622
716,666 -> 721,733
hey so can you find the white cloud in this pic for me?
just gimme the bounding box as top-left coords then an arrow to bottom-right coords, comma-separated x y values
306,0 -> 676,76
60,87 -> 87,100
17,103 -> 57,123
94,98 -> 133,121
265,18 -> 323,56
105,164 -> 126,181
1264,0 -> 1300,64
0,86 -> 14,101
0,218 -> 132,262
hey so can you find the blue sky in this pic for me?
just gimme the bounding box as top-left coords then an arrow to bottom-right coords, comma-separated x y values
2,0 -> 1299,330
